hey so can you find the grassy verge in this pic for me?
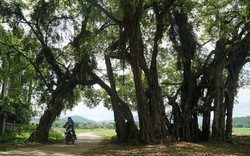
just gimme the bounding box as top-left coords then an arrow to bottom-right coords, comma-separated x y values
232,128 -> 250,135
0,125 -> 64,148
75,128 -> 116,137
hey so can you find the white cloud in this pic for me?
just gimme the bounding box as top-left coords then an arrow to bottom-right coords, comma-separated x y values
62,102 -> 114,121
234,88 -> 250,117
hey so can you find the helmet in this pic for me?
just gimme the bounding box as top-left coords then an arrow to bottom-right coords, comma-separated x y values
68,117 -> 72,121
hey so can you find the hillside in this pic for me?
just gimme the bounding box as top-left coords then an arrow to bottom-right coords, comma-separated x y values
61,115 -> 94,122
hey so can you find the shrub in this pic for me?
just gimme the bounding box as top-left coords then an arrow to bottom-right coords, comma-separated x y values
110,135 -> 118,143
48,130 -> 64,143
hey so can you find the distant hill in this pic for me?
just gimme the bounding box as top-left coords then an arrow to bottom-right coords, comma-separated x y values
61,115 -> 94,122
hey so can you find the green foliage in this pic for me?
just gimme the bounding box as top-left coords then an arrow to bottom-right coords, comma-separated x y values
0,131 -> 28,145
0,125 -> 35,145
110,135 -> 118,143
81,87 -> 102,108
233,116 -> 250,128
0,125 -> 64,145
48,130 -> 64,143
0,24 -> 35,124
1,0 -> 250,144
75,129 -> 116,137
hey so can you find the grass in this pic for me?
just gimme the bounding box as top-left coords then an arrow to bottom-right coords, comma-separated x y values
48,130 -> 64,143
0,125 -> 64,147
54,128 -> 116,136
75,128 -> 116,137
232,128 -> 250,135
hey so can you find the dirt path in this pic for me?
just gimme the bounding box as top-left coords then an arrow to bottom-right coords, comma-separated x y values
0,133 -> 103,156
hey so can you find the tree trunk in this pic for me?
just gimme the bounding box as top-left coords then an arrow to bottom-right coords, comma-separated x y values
146,75 -> 168,140
225,61 -> 244,138
212,69 -> 225,141
122,1 -> 157,143
179,63 -> 200,141
1,115 -> 6,134
88,69 -> 139,142
202,95 -> 213,141
224,82 -> 234,139
105,56 -> 138,142
28,78 -> 77,142
28,106 -> 62,142
28,93 -> 65,142
131,59 -> 155,143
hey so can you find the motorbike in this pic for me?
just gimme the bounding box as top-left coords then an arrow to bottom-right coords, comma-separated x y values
64,127 -> 75,145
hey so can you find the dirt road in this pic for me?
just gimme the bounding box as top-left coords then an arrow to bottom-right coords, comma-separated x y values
0,133 -> 103,156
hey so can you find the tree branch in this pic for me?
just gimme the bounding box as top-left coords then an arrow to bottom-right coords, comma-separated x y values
86,0 -> 122,25
0,41 -> 52,91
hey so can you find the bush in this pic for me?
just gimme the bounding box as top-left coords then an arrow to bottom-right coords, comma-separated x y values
48,130 -> 64,143
0,131 -> 28,145
21,125 -> 37,132
0,125 -> 64,145
110,135 -> 118,143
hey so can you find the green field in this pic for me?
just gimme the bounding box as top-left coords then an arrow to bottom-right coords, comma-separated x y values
56,128 -> 250,138
54,128 -> 115,136
75,129 -> 116,137
233,128 -> 250,135
74,128 -> 250,137
77,128 -> 250,137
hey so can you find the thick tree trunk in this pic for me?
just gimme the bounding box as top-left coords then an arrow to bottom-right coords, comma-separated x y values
202,95 -> 213,141
105,56 -> 138,142
131,60 -> 156,143
168,10 -> 200,141
122,1 -> 158,143
225,86 -> 234,139
146,76 -> 168,140
28,105 -> 62,142
28,78 -> 77,143
225,63 -> 243,138
169,98 -> 181,140
212,69 -> 226,141
179,64 -> 200,141
113,103 -> 138,142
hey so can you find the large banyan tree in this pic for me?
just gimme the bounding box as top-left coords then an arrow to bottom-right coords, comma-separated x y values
0,0 -> 249,143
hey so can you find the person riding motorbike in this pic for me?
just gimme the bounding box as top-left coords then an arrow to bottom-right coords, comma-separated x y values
63,117 -> 77,140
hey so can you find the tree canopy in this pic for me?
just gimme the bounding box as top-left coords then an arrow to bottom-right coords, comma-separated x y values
0,0 -> 249,143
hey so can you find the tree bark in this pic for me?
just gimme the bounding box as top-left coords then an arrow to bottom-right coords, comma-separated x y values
212,68 -> 226,141
28,76 -> 77,142
225,56 -> 247,138
87,69 -> 138,142
121,0 -> 157,143
105,55 -> 138,142
202,94 -> 213,141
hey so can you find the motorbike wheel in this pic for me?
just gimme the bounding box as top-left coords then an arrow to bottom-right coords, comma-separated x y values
65,134 -> 70,145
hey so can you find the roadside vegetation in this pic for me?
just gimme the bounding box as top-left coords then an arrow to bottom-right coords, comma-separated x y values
233,128 -> 250,136
1,123 -> 250,155
0,125 -> 64,151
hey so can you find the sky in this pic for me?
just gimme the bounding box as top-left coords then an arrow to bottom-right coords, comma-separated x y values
62,88 -> 250,121
233,88 -> 250,117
